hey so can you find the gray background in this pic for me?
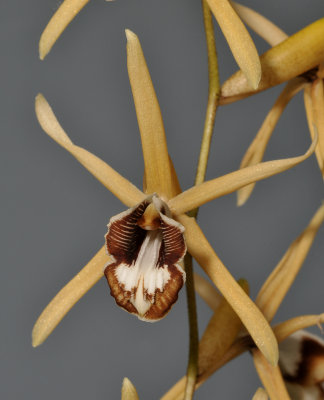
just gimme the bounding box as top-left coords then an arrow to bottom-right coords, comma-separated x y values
1,0 -> 324,398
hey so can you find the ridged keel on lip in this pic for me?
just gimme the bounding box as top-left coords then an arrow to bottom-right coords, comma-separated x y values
104,196 -> 186,321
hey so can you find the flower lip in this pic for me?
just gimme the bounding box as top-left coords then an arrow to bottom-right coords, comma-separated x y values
104,195 -> 186,321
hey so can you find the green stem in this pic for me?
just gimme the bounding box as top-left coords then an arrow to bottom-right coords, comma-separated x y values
183,1 -> 220,399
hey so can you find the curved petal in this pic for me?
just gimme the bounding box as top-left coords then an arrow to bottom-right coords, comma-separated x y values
206,0 -> 261,89
304,84 -> 324,176
198,279 -> 248,378
126,30 -> 175,199
237,77 -> 306,206
35,94 -> 145,207
274,314 -> 324,343
39,0 -> 90,60
177,214 -> 279,366
253,349 -> 290,400
231,2 -> 288,47
32,246 -> 109,347
311,78 -> 324,178
256,203 -> 324,322
169,136 -> 317,214
121,378 -> 140,400
221,18 -> 324,104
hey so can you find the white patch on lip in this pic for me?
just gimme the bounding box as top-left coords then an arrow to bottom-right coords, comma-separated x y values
115,230 -> 171,316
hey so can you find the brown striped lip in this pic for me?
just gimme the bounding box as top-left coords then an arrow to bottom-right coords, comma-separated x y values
104,195 -> 186,321
279,330 -> 324,398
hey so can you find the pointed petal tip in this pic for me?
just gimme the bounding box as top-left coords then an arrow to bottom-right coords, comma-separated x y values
125,29 -> 137,42
237,191 -> 248,207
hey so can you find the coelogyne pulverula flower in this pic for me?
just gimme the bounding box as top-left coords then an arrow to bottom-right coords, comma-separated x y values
105,194 -> 186,321
32,28 -> 318,369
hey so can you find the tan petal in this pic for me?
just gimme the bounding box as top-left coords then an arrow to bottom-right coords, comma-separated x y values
256,203 -> 324,322
311,79 -> 324,178
176,214 -> 278,366
32,246 -> 109,347
253,349 -> 290,400
162,332 -> 253,400
126,30 -> 175,200
221,18 -> 324,104
231,2 -> 288,47
193,273 -> 221,311
35,94 -> 145,207
169,137 -> 317,214
237,77 -> 307,206
252,387 -> 269,400
198,279 -> 248,377
39,0 -> 90,60
304,84 -> 324,175
206,0 -> 261,89
121,378 -> 140,400
273,314 -> 324,344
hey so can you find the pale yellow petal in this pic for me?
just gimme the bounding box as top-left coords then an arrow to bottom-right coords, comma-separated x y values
304,84 -> 324,175
256,203 -> 324,322
221,18 -> 324,104
253,349 -> 290,400
206,0 -> 261,89
274,314 -> 324,343
32,246 -> 109,347
176,214 -> 278,366
121,378 -> 140,400
169,137 -> 317,214
193,273 -> 221,312
126,30 -> 175,199
198,279 -> 248,377
35,94 -> 145,207
231,2 -> 288,47
39,0 -> 90,60
252,387 -> 269,400
311,79 -> 324,178
237,77 -> 306,206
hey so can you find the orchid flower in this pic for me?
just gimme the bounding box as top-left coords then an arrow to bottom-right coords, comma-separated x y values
163,202 -> 324,400
39,0 -> 261,90
32,29 -> 317,368
218,6 -> 324,204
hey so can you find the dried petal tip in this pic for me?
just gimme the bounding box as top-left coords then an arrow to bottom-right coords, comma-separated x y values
121,378 -> 139,400
104,195 -> 186,321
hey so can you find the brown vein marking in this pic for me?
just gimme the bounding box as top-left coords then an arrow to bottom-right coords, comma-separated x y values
104,263 -> 137,315
106,201 -> 149,265
283,336 -> 324,385
158,218 -> 186,267
143,264 -> 185,320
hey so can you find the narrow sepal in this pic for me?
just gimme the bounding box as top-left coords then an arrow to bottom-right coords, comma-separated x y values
126,30 -> 175,199
237,77 -> 306,206
169,137 -> 317,215
35,94 -> 145,207
177,214 -> 279,366
32,246 -> 109,347
206,0 -> 261,89
39,0 -> 90,60
253,349 -> 291,400
256,203 -> 324,322
231,2 -> 288,47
